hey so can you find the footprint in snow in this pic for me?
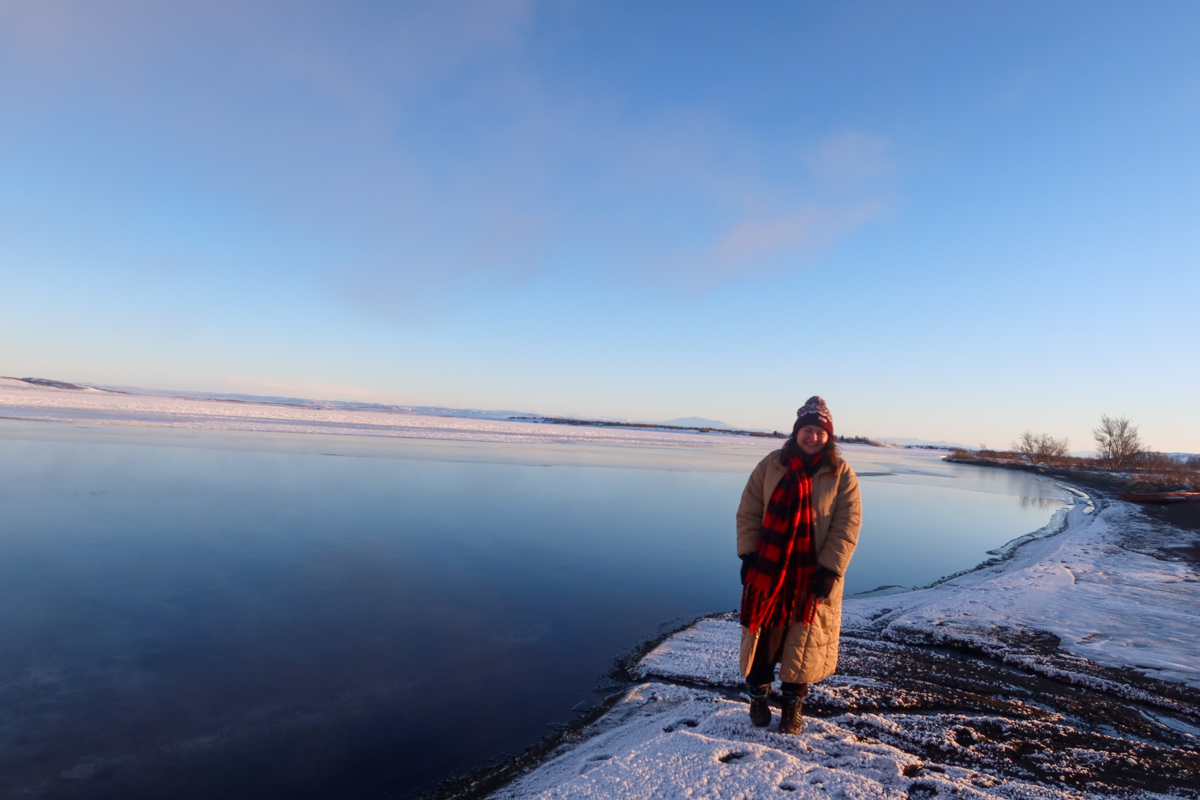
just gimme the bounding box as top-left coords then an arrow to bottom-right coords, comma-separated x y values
661,719 -> 699,733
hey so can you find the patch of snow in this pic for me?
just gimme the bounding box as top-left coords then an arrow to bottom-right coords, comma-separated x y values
985,501 -> 1072,557
494,682 -> 1094,800
843,497 -> 1200,690
1140,709 -> 1200,738
632,616 -> 744,687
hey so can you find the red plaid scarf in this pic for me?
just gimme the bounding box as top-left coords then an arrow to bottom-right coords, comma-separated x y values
739,454 -> 820,633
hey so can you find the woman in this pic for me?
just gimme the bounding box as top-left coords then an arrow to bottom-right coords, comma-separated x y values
736,396 -> 862,733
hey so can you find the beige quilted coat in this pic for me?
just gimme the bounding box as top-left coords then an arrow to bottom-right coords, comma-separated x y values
736,448 -> 862,683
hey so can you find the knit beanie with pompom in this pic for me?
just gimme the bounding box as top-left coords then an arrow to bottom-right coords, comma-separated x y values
793,396 -> 834,438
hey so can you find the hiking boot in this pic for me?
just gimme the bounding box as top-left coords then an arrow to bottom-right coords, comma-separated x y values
778,695 -> 803,734
747,685 -> 772,727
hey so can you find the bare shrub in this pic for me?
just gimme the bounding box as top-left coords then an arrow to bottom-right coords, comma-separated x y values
1125,452 -> 1200,489
1131,451 -> 1176,472
1092,415 -> 1144,471
1013,431 -> 1036,462
1012,431 -> 1070,465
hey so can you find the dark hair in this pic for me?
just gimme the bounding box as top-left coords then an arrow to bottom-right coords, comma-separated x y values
780,431 -> 840,467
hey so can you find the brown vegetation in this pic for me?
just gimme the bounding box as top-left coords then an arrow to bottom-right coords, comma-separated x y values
1092,414 -> 1144,471
949,415 -> 1198,492
1011,431 -> 1070,466
836,434 -> 883,446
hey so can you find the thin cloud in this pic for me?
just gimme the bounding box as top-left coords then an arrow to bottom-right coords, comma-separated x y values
715,203 -> 885,265
649,198 -> 888,295
0,2 -> 898,321
803,130 -> 895,188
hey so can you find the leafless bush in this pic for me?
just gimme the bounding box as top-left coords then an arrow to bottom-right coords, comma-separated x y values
1012,431 -> 1070,465
1131,451 -> 1176,472
1092,415 -> 1144,471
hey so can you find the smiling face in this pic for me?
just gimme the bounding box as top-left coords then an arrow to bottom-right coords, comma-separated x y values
796,424 -> 830,456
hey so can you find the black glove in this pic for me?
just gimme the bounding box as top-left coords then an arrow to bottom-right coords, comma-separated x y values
810,565 -> 840,599
739,553 -> 756,584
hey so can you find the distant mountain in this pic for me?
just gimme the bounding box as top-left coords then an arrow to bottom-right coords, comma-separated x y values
3,376 -> 120,393
87,383 -> 537,420
658,416 -> 739,430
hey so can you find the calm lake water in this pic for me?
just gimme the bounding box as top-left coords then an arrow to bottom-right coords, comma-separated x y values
0,421 -> 1071,799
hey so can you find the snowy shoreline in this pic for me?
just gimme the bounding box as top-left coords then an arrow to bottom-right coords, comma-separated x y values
7,377 -> 1199,797
466,481 -> 1200,799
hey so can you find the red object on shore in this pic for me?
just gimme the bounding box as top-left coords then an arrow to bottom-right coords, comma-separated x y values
1117,492 -> 1196,504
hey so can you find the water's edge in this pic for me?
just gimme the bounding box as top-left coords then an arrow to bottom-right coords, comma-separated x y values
418,475 -> 1093,800
418,616 -> 708,800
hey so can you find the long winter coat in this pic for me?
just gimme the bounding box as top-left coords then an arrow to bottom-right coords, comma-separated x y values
736,448 -> 862,684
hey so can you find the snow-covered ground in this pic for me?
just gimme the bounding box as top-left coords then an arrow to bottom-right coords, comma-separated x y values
0,377 -> 763,449
487,490 -> 1200,799
490,682 -> 1071,800
0,378 -> 1038,481
843,497 -> 1200,690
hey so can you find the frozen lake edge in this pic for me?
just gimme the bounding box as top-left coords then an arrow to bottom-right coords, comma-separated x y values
458,484 -> 1200,800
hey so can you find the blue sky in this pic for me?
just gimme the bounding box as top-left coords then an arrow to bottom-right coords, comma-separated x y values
2,1 -> 1198,451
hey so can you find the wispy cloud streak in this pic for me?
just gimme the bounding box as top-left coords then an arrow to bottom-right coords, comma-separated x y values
0,2 -> 896,321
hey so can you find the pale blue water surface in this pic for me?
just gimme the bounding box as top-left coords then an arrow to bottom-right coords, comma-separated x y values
0,421 -> 1070,799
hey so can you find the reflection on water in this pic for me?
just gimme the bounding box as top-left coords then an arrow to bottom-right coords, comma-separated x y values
0,425 -> 1070,800
1020,495 -> 1061,511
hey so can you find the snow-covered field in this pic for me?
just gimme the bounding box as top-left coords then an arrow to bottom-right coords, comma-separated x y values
0,377 -> 768,449
0,379 -> 1016,475
488,491 -> 1200,799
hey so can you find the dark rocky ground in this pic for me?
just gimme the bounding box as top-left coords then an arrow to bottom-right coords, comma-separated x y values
815,485 -> 1200,799
1127,496 -> 1200,539
823,630 -> 1200,798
